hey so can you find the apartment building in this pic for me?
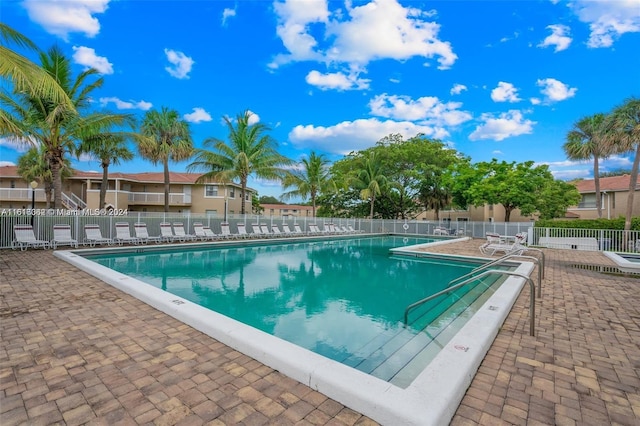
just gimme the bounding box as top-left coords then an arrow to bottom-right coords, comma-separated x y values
260,203 -> 315,218
566,174 -> 640,220
0,165 -> 256,216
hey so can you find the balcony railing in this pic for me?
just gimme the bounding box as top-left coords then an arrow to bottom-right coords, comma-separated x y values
0,188 -> 47,202
128,192 -> 190,205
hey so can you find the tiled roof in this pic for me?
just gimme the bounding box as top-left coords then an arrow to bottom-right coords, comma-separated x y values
573,174 -> 639,193
0,165 -> 253,190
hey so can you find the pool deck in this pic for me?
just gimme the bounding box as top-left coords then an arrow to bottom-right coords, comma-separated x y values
2,238 -> 639,426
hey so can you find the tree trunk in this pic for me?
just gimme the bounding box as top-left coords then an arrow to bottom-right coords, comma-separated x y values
45,182 -> 53,209
100,160 -> 109,209
163,158 -> 170,213
594,156 -> 602,218
435,208 -> 440,221
504,206 -> 512,222
240,177 -> 247,215
370,194 -> 375,219
624,144 -> 640,231
50,148 -> 63,210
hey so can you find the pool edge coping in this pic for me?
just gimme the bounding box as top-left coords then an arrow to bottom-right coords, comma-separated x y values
54,240 -> 535,426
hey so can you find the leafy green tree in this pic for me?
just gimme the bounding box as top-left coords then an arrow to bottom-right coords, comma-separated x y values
350,152 -> 388,219
259,195 -> 283,204
447,159 -> 561,222
418,173 -> 452,220
537,180 -> 581,219
139,107 -> 194,212
605,97 -> 640,231
281,151 -> 335,217
563,113 -> 610,218
187,110 -> 292,214
78,134 -> 134,209
1,46 -> 132,208
252,194 -> 264,214
16,145 -> 72,208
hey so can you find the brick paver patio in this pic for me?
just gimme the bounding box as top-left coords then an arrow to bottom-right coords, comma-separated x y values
1,239 -> 639,425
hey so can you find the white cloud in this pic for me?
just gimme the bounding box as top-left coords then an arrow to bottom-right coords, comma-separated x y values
270,0 -> 457,70
305,70 -> 370,90
469,110 -> 535,141
538,24 -> 572,52
368,94 -> 472,127
183,108 -> 212,123
450,84 -> 467,95
0,161 -> 16,167
22,0 -> 109,40
530,97 -> 541,105
536,78 -> 577,103
222,7 -> 236,25
491,82 -> 521,103
568,0 -> 640,48
492,150 -> 503,155
247,110 -> 260,125
72,46 -> 113,74
551,169 -> 591,180
289,118 -> 444,155
164,49 -> 194,79
0,136 -> 36,153
542,155 -> 634,180
99,97 -> 152,110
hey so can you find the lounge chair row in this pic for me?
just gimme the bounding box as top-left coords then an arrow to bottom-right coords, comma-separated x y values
11,222 -> 363,250
479,231 -> 528,256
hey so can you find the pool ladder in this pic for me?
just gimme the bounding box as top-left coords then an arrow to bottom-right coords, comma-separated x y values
403,248 -> 545,336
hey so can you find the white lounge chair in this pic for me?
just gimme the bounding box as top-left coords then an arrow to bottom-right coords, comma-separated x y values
220,222 -> 236,239
13,224 -> 49,250
480,232 -> 527,256
202,226 -> 219,240
281,224 -> 294,236
260,224 -> 273,237
271,225 -> 283,237
160,222 -> 183,242
251,224 -> 264,238
51,224 -> 78,249
134,222 -> 163,244
236,223 -> 251,239
83,224 -> 114,247
193,222 -> 211,241
114,222 -> 140,245
293,224 -> 304,235
173,222 -> 197,241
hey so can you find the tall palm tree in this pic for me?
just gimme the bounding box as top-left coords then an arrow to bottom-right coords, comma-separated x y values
350,152 -> 388,219
280,151 -> 335,217
563,113 -> 610,218
16,145 -> 72,209
606,97 -> 640,231
419,173 -> 452,220
187,110 -> 292,215
78,134 -> 134,209
1,46 -> 132,208
0,23 -> 72,130
138,107 -> 194,212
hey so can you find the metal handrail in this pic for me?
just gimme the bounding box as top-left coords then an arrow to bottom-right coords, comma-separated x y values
403,269 -> 537,336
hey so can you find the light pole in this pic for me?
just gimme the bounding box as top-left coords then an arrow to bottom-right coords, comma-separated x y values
30,180 -> 38,226
224,196 -> 228,222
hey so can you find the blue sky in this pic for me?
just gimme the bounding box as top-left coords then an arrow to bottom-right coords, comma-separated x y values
1,0 -> 639,198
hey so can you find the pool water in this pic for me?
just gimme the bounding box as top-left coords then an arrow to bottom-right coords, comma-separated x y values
88,235 -> 502,387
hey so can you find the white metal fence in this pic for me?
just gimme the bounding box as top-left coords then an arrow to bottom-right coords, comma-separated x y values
1,212 -> 638,253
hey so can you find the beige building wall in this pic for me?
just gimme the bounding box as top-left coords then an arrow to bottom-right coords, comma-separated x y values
566,190 -> 640,220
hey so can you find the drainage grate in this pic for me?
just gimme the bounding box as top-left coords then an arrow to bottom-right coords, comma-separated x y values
570,263 -> 640,277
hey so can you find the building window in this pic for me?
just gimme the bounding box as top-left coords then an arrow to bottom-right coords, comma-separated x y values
457,218 -> 469,222
293,209 -> 298,213
578,194 -> 597,208
270,209 -> 274,214
488,204 -> 493,211
229,188 -> 235,198
245,193 -> 250,201
205,185 -> 218,197
10,180 -> 15,188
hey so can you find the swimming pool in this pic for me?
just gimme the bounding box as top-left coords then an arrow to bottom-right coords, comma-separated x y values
603,251 -> 640,273
55,234 -> 534,425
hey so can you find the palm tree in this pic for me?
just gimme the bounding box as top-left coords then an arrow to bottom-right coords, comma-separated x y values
187,110 -> 292,214
350,152 -> 388,219
563,113 -> 610,218
0,24 -> 72,129
419,173 -> 452,220
606,97 -> 640,231
16,145 -> 72,209
280,151 -> 335,217
78,134 -> 134,209
1,46 -> 133,208
138,107 -> 194,212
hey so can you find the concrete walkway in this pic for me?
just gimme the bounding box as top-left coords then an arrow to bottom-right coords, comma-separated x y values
1,239 -> 639,425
